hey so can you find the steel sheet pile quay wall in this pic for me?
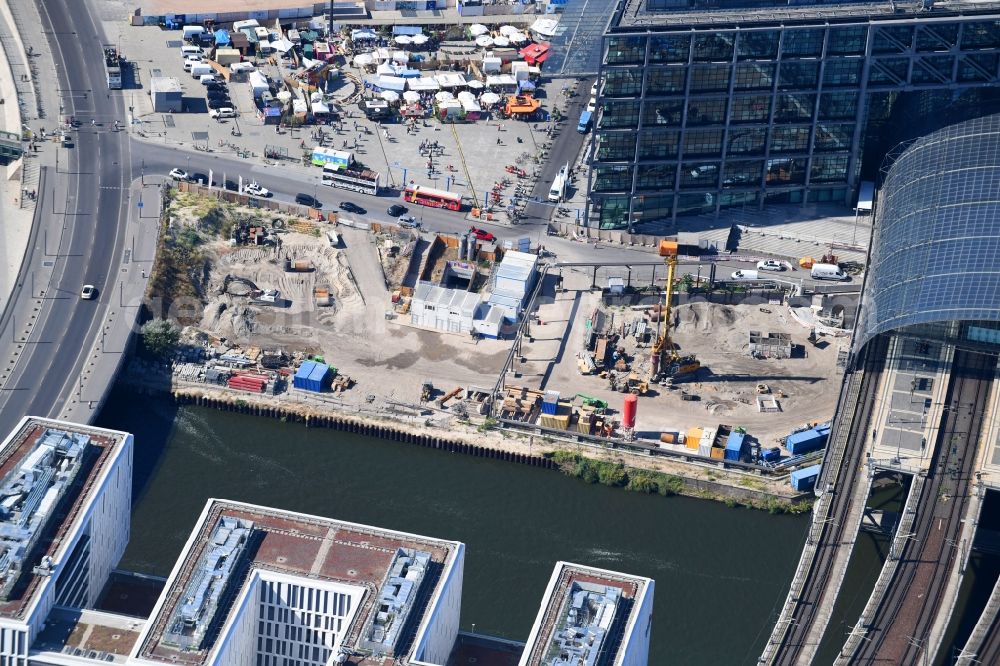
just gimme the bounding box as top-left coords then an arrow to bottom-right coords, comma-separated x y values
836,350 -> 996,666
761,334 -> 889,666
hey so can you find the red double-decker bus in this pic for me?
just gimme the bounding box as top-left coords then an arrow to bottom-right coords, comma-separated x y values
402,185 -> 463,211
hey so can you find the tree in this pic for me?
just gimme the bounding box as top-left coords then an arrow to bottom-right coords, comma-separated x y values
141,318 -> 180,358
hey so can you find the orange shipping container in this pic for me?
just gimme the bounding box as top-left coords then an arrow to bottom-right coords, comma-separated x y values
710,446 -> 725,460
686,427 -> 703,450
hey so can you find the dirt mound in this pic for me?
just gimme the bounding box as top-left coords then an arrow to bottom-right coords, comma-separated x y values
672,302 -> 738,331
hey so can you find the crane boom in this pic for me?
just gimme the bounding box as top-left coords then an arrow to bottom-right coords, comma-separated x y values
651,241 -> 700,381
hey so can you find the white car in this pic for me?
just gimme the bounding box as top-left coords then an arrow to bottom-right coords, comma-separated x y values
398,215 -> 419,228
169,168 -> 188,181
80,285 -> 97,300
244,183 -> 271,198
209,107 -> 237,119
586,97 -> 597,113
590,82 -> 598,97
756,259 -> 785,272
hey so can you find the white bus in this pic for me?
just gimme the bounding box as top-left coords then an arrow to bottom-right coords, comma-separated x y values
548,162 -> 570,202
322,164 -> 380,196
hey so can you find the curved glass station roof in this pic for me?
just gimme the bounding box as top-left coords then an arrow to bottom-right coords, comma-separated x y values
856,114 -> 1000,351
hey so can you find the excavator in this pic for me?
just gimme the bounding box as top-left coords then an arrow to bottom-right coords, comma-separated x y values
650,241 -> 700,382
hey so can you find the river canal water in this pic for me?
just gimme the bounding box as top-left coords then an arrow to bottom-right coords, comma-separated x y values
97,390 -> 809,665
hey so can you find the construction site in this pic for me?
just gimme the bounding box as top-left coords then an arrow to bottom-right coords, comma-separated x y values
496,242 -> 849,482
140,190 -> 852,496
148,189 -> 514,415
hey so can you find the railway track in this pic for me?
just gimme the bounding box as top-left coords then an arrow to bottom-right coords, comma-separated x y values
766,334 -> 890,665
844,349 -> 995,665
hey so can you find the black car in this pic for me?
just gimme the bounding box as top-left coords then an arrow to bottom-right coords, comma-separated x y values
296,193 -> 320,208
206,82 -> 226,91
386,204 -> 407,217
223,180 -> 239,192
207,98 -> 230,109
339,201 -> 366,214
207,92 -> 230,102
190,173 -> 215,186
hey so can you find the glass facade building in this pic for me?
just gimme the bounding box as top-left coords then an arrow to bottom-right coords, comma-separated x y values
591,0 -> 1000,229
855,113 -> 1000,352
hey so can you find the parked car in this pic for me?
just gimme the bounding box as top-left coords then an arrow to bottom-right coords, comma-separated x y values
80,285 -> 97,300
730,269 -> 759,281
386,204 -> 407,217
339,201 -> 366,214
296,193 -> 320,208
223,180 -> 239,192
469,227 -> 496,242
189,172 -> 215,186
756,259 -> 785,272
209,107 -> 236,119
586,97 -> 597,113
399,215 -> 419,228
245,182 -> 271,198
168,168 -> 188,181
207,92 -> 230,103
207,99 -> 231,110
205,82 -> 226,92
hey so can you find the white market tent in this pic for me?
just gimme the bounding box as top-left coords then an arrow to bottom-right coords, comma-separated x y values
499,25 -> 520,36
435,72 -> 467,88
467,79 -> 484,89
469,24 -> 488,36
457,90 -> 476,102
403,90 -> 421,102
493,36 -> 510,47
407,77 -> 440,91
460,98 -> 482,113
351,28 -> 377,41
475,35 -> 494,48
381,90 -> 400,102
508,32 -> 528,44
374,75 -> 407,91
411,34 -> 429,45
377,62 -> 403,76
435,90 -> 455,101
479,92 -> 501,104
486,74 -> 518,87
353,53 -> 374,66
394,35 -> 412,45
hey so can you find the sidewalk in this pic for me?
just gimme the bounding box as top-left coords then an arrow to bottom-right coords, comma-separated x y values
0,0 -> 30,307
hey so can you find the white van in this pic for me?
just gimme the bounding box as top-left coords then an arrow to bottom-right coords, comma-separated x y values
181,45 -> 202,57
811,263 -> 848,281
199,74 -> 217,85
731,269 -> 758,280
190,64 -> 213,78
209,107 -> 237,119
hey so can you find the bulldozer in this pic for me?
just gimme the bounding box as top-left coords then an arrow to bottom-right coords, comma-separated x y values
650,241 -> 700,382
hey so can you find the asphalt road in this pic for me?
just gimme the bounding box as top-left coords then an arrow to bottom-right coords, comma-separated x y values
0,0 -> 129,435
135,141 -> 535,240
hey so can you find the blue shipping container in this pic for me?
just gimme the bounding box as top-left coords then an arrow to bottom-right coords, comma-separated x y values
790,464 -> 822,492
785,427 -> 830,455
724,432 -> 746,461
293,361 -> 329,392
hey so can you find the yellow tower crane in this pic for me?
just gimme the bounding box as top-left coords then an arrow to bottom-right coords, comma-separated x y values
650,240 -> 700,382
